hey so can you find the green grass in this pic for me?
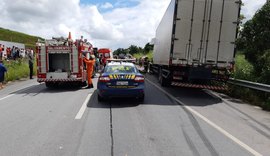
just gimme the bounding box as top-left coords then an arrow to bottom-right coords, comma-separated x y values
232,54 -> 255,81
3,59 -> 37,82
133,51 -> 153,60
0,27 -> 43,49
0,27 -> 40,83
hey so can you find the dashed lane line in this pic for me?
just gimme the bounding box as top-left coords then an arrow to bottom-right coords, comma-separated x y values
146,78 -> 263,156
75,93 -> 92,120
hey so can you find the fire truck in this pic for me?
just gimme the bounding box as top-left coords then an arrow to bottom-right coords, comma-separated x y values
36,34 -> 94,87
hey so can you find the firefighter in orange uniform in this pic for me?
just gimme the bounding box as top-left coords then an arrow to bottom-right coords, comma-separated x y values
83,55 -> 96,88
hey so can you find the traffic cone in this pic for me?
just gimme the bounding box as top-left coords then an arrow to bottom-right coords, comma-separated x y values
68,32 -> 72,40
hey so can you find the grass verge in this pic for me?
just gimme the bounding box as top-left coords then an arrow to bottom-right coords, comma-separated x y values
133,51 -> 153,60
227,53 -> 270,111
3,59 -> 37,82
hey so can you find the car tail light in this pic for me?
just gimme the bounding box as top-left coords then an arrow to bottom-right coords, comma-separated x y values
134,76 -> 144,82
99,76 -> 110,82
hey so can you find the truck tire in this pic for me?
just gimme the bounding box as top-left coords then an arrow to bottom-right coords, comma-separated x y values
45,82 -> 53,88
149,64 -> 153,75
159,68 -> 170,87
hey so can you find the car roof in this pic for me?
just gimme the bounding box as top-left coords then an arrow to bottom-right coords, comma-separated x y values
107,62 -> 135,66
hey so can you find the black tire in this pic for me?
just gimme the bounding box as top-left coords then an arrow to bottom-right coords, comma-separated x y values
159,68 -> 170,87
98,94 -> 104,102
137,95 -> 144,102
45,82 -> 53,88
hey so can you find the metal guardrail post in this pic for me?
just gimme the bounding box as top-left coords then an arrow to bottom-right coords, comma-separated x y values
228,78 -> 270,93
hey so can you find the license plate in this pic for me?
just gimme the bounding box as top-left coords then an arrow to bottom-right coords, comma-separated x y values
116,81 -> 129,86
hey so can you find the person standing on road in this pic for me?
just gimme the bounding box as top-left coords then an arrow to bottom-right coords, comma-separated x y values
0,60 -> 7,89
144,57 -> 149,73
83,55 -> 96,88
95,57 -> 100,72
28,52 -> 34,79
0,45 -> 3,61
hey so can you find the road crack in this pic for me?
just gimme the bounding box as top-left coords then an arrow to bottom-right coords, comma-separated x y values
110,103 -> 114,156
182,106 -> 219,156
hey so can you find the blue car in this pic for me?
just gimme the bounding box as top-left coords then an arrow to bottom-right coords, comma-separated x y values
97,62 -> 145,101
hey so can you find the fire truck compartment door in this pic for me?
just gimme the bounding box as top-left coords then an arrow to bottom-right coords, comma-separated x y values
40,46 -> 47,73
72,46 -> 79,73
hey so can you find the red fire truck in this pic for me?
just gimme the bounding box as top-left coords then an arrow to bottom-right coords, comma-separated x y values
36,35 -> 94,87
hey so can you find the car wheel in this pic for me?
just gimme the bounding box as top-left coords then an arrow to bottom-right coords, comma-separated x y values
98,94 -> 104,102
137,95 -> 144,102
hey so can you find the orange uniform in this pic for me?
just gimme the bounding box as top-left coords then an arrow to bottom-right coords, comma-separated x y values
83,57 -> 95,86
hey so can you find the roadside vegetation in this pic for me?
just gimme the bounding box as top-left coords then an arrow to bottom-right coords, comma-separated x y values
3,59 -> 37,83
232,53 -> 255,81
0,28 -> 40,83
113,43 -> 154,61
133,51 -> 153,61
0,27 -> 43,49
230,2 -> 270,110
229,53 -> 270,110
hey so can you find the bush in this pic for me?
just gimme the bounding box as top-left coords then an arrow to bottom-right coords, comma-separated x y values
263,99 -> 270,110
133,51 -> 153,61
233,54 -> 255,81
238,3 -> 270,79
227,85 -> 270,111
258,50 -> 270,84
3,58 -> 36,82
227,53 -> 270,111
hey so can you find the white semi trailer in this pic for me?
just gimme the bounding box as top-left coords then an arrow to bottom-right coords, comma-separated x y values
151,0 -> 241,89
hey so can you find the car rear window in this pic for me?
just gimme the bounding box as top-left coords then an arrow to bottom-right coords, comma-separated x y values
105,65 -> 137,73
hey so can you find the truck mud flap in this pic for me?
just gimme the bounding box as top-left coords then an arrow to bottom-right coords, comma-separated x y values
171,82 -> 227,91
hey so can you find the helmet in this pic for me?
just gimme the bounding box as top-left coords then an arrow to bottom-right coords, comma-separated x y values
90,55 -> 95,59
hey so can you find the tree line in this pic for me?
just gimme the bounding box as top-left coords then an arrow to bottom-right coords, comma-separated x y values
237,2 -> 270,84
113,43 -> 153,56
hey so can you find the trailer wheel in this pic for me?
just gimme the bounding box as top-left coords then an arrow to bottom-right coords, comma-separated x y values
149,64 -> 153,75
159,68 -> 170,87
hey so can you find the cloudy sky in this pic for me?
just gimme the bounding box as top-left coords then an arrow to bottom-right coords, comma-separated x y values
0,0 -> 267,50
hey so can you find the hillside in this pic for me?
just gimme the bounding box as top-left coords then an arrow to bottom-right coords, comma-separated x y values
0,27 -> 43,49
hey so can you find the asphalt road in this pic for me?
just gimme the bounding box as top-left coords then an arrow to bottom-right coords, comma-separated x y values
0,74 -> 270,156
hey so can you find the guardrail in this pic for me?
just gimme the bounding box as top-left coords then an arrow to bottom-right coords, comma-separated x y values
228,78 -> 270,93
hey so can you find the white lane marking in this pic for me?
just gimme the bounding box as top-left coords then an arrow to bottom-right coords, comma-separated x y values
0,94 -> 14,101
146,79 -> 263,156
75,93 -> 92,120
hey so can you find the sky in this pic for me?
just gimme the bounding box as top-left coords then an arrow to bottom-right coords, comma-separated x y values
0,0 -> 267,50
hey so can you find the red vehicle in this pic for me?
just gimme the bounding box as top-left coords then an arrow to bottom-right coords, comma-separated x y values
98,48 -> 112,64
36,34 -> 94,87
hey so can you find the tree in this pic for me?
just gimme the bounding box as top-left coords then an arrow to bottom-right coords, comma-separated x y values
128,45 -> 140,55
144,43 -> 154,52
113,48 -> 127,55
239,2 -> 270,76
